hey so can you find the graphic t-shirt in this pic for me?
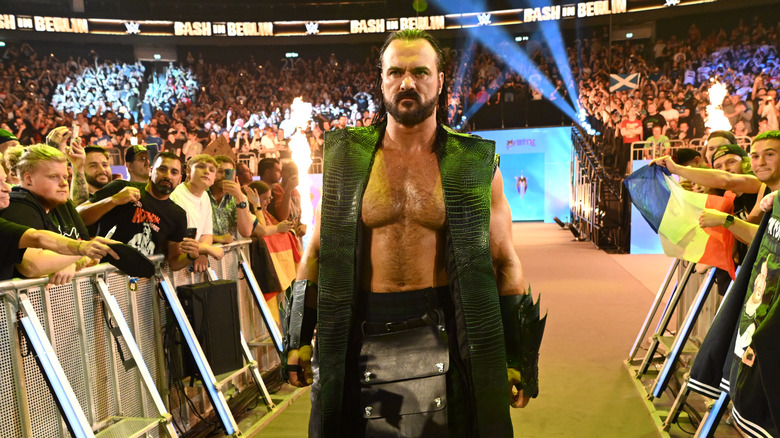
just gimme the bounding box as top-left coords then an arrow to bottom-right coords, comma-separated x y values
730,195 -> 780,437
91,180 -> 187,256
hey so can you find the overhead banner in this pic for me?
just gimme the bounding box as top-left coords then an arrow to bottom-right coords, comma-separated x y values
0,1 -> 634,38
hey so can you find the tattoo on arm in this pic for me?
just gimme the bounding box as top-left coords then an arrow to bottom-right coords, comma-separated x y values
71,171 -> 89,205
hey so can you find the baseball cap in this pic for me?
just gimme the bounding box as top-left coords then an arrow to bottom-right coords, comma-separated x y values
672,148 -> 701,166
0,128 -> 17,145
711,144 -> 748,163
125,144 -> 148,162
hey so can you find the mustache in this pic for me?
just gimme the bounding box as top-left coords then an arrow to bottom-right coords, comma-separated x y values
394,90 -> 421,105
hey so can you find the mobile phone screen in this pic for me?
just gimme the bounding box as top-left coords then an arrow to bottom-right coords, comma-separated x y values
224,168 -> 235,181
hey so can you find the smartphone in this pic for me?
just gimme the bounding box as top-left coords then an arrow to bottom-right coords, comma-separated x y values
70,123 -> 80,148
184,227 -> 197,239
224,168 -> 235,181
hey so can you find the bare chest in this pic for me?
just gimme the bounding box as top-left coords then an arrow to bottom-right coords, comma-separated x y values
361,150 -> 446,230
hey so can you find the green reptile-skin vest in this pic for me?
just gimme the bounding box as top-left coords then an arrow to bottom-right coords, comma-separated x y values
317,124 -> 512,437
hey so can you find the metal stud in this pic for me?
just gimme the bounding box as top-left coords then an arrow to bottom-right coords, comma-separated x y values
365,406 -> 373,417
435,362 -> 444,373
434,397 -> 442,408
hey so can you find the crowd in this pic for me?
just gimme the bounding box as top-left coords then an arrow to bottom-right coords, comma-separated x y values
574,16 -> 780,173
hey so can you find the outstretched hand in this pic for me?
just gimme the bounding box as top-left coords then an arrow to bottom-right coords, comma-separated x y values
650,155 -> 679,174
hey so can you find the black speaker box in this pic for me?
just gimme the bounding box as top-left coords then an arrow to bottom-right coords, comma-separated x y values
174,280 -> 243,377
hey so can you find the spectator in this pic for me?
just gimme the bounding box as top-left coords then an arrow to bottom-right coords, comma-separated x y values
77,151 -> 198,270
209,155 -> 254,243
170,154 -> 224,272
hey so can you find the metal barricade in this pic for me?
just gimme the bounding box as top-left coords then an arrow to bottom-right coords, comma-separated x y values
629,139 -> 688,162
0,240 -> 279,437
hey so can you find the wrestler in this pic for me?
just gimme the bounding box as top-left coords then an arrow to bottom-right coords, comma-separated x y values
282,29 -> 545,437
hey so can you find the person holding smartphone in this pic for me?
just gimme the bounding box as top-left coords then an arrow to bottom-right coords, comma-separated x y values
209,155 -> 254,244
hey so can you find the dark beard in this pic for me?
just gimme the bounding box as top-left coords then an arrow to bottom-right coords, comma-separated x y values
385,90 -> 438,127
86,173 -> 109,189
152,180 -> 174,196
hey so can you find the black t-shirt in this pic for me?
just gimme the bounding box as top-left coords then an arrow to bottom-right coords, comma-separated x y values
90,180 -> 188,257
642,113 -> 667,139
0,187 -> 89,240
0,217 -> 29,281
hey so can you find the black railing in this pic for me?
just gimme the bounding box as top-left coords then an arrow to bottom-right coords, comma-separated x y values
570,126 -> 630,252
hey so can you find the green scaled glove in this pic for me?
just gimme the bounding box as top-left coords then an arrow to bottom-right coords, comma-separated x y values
279,280 -> 317,383
500,287 -> 547,398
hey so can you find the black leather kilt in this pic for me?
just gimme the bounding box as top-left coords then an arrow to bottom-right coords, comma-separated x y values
309,287 -> 469,438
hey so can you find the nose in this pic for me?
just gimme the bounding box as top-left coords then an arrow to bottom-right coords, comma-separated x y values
400,75 -> 414,91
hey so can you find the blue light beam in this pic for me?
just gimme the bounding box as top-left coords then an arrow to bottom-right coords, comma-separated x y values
527,0 -> 582,113
431,0 -> 580,124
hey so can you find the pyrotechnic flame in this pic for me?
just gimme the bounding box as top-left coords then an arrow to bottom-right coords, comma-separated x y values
705,80 -> 732,132
289,98 -> 314,243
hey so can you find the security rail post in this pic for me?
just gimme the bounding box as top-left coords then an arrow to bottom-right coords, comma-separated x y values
157,272 -> 242,437
636,262 -> 696,377
628,259 -> 680,362
237,247 -> 284,355
650,268 -> 717,399
93,277 -> 179,438
17,292 -> 96,438
240,332 -> 275,409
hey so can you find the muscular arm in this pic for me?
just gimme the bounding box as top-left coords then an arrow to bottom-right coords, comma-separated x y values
653,156 -> 762,194
490,168 -> 527,296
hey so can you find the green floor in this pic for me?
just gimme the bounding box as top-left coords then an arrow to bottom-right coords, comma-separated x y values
254,224 -> 665,437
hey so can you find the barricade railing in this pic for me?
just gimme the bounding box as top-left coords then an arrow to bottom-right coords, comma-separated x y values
0,239 -> 279,437
570,126 -> 628,251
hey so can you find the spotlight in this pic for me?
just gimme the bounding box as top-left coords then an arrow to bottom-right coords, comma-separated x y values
626,32 -> 634,39
153,54 -> 161,60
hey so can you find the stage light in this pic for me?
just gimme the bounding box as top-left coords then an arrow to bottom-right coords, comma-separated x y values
626,32 -> 634,39
0,42 -> 6,47
285,52 -> 299,58
153,53 -> 161,60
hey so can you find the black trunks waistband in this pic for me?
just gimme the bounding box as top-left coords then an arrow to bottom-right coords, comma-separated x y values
363,286 -> 448,323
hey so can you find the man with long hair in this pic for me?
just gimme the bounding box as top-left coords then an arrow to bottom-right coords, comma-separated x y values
283,29 -> 544,437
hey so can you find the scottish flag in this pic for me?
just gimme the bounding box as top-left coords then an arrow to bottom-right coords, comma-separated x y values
609,73 -> 640,92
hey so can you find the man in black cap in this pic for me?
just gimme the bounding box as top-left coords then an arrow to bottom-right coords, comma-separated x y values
672,148 -> 706,168
124,145 -> 150,183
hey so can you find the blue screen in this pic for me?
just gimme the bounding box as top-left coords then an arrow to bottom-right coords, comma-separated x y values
474,127 -> 572,222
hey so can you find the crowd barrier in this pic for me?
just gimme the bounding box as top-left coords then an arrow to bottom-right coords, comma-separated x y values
630,135 -> 753,164
570,127 -> 628,251
627,260 -> 732,436
0,239 -> 280,437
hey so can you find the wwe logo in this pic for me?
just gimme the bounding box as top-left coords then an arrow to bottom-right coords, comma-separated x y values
124,21 -> 140,34
664,0 -> 679,5
477,13 -> 491,26
305,22 -> 319,35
